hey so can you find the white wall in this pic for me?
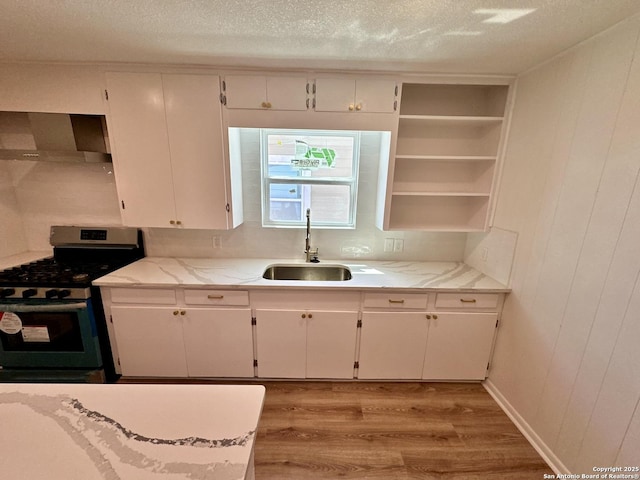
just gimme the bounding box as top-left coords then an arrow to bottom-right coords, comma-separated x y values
0,161 -> 27,257
5,160 -> 122,251
145,128 -> 467,261
489,15 -> 640,473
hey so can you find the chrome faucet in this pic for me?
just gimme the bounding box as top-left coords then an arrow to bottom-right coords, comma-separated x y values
305,208 -> 319,262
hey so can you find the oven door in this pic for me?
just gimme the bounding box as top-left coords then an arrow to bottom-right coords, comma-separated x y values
0,300 -> 102,368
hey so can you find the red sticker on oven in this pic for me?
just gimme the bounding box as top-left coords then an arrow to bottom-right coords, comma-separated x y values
0,312 -> 23,334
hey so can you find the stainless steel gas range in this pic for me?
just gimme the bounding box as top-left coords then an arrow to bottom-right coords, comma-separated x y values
0,226 -> 144,383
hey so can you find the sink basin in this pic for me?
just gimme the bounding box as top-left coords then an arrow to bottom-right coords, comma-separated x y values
262,264 -> 352,281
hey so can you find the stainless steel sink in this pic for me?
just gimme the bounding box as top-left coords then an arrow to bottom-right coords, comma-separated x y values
262,264 -> 352,281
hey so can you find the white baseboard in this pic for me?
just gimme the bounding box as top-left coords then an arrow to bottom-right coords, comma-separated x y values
483,379 -> 571,475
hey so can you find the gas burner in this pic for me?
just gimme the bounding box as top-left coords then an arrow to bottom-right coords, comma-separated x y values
72,273 -> 90,283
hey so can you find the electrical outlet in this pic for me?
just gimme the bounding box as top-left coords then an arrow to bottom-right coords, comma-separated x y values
213,236 -> 222,249
393,239 -> 404,252
384,238 -> 394,252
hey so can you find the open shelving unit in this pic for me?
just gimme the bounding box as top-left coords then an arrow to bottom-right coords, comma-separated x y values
379,83 -> 510,231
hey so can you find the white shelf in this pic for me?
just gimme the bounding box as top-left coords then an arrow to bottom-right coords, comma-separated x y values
394,154 -> 497,161
392,192 -> 491,197
377,82 -> 509,232
399,114 -> 504,125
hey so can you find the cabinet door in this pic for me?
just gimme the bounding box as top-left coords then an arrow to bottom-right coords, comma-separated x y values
225,75 -> 308,111
255,309 -> 306,378
265,76 -> 308,111
163,74 -> 229,229
106,72 -> 177,227
182,308 -> 254,377
358,312 -> 428,379
306,311 -> 358,379
422,312 -> 497,380
314,77 -> 356,112
110,306 -> 188,377
355,78 -> 397,113
224,75 -> 266,109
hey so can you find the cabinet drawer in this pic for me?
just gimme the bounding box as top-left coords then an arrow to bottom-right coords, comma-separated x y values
110,288 -> 176,305
363,292 -> 428,309
435,293 -> 500,309
183,289 -> 249,306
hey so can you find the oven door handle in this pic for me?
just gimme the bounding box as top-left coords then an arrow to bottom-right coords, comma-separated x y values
1,302 -> 88,313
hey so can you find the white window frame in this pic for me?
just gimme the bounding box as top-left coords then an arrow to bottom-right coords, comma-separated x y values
260,129 -> 361,228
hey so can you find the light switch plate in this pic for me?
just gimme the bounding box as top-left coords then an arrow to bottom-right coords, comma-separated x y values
393,239 -> 404,252
384,238 -> 394,252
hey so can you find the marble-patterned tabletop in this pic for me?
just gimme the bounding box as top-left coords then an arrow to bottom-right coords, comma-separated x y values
0,383 -> 265,480
93,257 -> 509,292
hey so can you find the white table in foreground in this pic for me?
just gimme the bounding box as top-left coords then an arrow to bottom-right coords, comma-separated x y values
0,383 -> 265,480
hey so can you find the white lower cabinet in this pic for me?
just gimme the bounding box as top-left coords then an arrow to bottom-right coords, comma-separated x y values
358,312 -> 429,379
255,309 -> 358,379
357,292 -> 500,380
182,308 -> 254,377
105,286 -> 502,381
422,312 -> 498,380
111,306 -> 188,377
110,304 -> 254,378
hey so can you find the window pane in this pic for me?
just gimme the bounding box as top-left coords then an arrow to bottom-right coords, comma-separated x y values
268,183 -> 352,224
266,134 -> 355,179
309,184 -> 352,224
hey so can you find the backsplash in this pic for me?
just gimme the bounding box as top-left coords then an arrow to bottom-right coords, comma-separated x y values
2,130 -> 470,262
0,161 -> 28,256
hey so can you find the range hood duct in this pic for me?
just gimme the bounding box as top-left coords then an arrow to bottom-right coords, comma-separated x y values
0,112 -> 111,163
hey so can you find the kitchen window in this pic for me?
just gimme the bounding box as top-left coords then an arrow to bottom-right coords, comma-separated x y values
260,129 -> 361,228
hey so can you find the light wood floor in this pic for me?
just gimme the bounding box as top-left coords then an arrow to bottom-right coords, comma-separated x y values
119,379 -> 553,479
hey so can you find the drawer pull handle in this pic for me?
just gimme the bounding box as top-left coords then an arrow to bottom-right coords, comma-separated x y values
388,299 -> 405,304
207,295 -> 224,299
460,299 -> 477,303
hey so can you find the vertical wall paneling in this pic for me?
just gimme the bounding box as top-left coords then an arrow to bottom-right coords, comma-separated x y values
531,21 -> 639,446
489,16 -> 640,473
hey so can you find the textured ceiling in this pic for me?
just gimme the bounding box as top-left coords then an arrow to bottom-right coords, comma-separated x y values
1,0 -> 639,74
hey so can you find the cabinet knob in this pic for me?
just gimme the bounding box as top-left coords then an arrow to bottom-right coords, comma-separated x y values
173,310 -> 179,315
355,103 -> 362,111
308,313 -> 313,319
180,310 -> 186,315
426,314 -> 431,320
348,104 -> 354,111
433,314 -> 438,320
388,299 -> 405,304
176,220 -> 182,225
460,298 -> 477,303
266,102 -> 272,108
170,220 -> 175,225
301,313 -> 306,319
261,101 -> 267,108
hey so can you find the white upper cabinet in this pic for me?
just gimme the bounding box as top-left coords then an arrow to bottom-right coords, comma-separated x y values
223,74 -> 309,111
314,77 -> 398,113
106,72 -> 240,230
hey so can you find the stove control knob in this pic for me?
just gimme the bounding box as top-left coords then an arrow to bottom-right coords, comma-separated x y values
0,288 -> 16,298
58,289 -> 71,299
22,288 -> 38,298
45,289 -> 59,299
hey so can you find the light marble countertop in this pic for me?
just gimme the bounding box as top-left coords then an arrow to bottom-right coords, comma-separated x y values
0,383 -> 265,480
0,250 -> 52,270
93,257 -> 510,292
